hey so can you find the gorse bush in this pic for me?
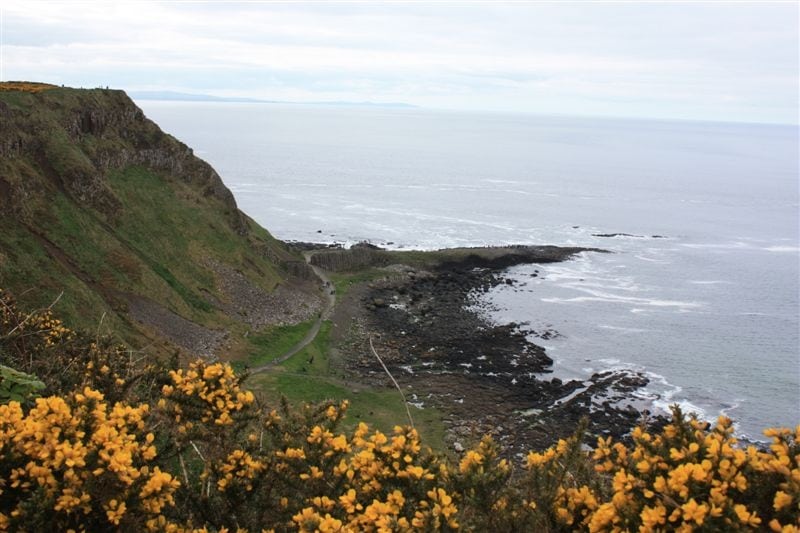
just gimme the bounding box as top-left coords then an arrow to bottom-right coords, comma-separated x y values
0,389 -> 177,531
0,289 -> 798,531
533,415 -> 800,532
0,81 -> 56,93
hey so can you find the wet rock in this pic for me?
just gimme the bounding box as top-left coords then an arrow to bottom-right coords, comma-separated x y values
335,246 -> 660,456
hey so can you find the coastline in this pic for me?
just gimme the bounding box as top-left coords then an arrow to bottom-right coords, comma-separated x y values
300,243 -> 661,454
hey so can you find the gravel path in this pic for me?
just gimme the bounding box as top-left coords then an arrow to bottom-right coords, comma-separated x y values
250,253 -> 335,373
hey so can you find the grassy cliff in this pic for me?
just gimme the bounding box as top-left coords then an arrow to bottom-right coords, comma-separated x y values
0,82 -> 319,358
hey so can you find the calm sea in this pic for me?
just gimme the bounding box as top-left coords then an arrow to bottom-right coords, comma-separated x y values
137,101 -> 799,439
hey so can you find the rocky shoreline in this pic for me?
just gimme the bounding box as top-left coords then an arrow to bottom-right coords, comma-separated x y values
323,244 -> 662,456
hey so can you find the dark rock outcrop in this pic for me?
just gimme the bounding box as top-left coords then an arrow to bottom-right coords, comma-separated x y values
310,242 -> 390,271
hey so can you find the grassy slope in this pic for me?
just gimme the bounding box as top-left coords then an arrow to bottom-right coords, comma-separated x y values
0,87 -> 295,349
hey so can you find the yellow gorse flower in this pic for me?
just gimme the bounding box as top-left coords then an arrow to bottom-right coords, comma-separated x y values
0,389 -> 178,530
531,410 -> 800,532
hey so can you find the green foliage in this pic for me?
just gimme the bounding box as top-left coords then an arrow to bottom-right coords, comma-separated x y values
280,320 -> 332,373
246,319 -> 316,367
242,319 -> 448,448
0,365 -> 45,404
42,128 -> 96,180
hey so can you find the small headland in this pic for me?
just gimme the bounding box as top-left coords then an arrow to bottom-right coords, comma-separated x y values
286,242 -> 659,457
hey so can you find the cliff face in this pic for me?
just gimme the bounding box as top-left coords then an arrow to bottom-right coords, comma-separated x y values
0,87 -> 244,232
0,84 -> 320,357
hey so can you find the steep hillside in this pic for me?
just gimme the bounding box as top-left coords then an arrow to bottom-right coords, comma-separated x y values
0,82 -> 321,358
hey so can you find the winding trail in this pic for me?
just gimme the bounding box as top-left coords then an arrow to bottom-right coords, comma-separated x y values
250,252 -> 335,374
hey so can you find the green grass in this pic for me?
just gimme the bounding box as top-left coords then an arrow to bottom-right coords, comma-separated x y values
2,163 -> 289,343
0,223 -> 136,342
148,263 -> 212,313
250,371 -> 445,449
279,321 -> 330,373
1,90 -> 292,349
263,268 -> 448,448
0,91 -> 33,110
106,166 -> 286,319
245,319 -> 316,367
387,248 -> 476,268
1,87 -> 301,357
244,320 -> 446,449
329,269 -> 387,299
43,129 -> 96,179
47,194 -> 112,271
107,166 -> 282,287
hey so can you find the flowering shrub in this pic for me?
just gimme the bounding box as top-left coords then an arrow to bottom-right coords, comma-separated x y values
0,388 -> 178,531
521,410 -> 800,533
278,420 -> 458,532
1,290 -> 797,531
159,360 -> 256,435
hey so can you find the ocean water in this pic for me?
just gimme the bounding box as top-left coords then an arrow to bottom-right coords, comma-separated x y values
137,101 -> 799,439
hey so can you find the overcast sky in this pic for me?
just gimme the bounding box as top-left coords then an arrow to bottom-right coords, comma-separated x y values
2,1 -> 798,124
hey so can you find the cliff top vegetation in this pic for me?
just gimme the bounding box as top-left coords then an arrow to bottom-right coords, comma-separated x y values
0,81 -> 57,93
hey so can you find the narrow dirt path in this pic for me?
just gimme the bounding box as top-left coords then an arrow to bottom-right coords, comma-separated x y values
249,252 -> 335,374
